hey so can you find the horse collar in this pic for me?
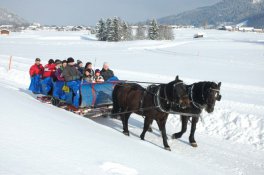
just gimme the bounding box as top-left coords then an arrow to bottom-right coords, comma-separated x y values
155,86 -> 169,113
190,84 -> 204,110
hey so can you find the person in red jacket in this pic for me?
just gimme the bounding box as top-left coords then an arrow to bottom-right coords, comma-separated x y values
41,59 -> 56,95
29,58 -> 44,94
29,58 -> 44,77
43,59 -> 56,78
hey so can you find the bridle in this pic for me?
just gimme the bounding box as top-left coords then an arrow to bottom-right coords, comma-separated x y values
190,83 -> 222,110
210,87 -> 222,101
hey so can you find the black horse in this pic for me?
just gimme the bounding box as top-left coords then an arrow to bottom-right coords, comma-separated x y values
112,76 -> 190,150
171,81 -> 222,147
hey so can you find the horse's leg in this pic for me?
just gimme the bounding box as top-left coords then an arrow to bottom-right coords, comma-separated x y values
189,117 -> 199,147
148,119 -> 154,132
122,113 -> 131,136
172,115 -> 189,139
120,114 -> 127,134
159,117 -> 171,151
140,116 -> 152,140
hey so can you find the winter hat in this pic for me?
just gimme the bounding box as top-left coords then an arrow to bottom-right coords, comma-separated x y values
62,60 -> 67,64
55,60 -> 62,65
67,57 -> 75,63
35,58 -> 41,61
77,60 -> 83,66
95,69 -> 100,73
48,59 -> 55,64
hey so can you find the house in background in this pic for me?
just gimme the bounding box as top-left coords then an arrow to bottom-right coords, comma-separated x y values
0,29 -> 10,35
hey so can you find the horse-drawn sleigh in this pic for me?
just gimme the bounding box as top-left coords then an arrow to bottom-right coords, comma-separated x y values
35,76 -> 222,151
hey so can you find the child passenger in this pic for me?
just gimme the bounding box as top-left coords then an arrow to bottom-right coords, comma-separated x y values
83,69 -> 95,83
94,69 -> 104,83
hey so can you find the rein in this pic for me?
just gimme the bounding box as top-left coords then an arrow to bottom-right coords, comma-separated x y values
110,105 -> 200,117
121,80 -> 166,85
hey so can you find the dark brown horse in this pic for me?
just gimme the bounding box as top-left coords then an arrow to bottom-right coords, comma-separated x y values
112,76 -> 190,150
171,81 -> 222,147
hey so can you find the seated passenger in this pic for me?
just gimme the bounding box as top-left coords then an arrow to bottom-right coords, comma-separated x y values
43,59 -> 56,79
84,62 -> 95,77
76,60 -> 84,75
41,59 -> 56,95
62,57 -> 82,108
29,58 -> 44,94
83,69 -> 95,83
94,69 -> 104,83
54,60 -> 67,81
52,60 -> 66,105
100,62 -> 114,81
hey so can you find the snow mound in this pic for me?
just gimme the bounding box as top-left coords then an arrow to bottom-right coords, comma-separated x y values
100,162 -> 138,175
80,34 -> 98,41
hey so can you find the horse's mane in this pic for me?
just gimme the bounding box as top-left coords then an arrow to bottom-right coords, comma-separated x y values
165,79 -> 184,101
190,81 -> 217,104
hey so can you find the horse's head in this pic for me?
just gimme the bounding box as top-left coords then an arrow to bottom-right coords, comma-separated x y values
204,82 -> 222,113
170,76 -> 190,108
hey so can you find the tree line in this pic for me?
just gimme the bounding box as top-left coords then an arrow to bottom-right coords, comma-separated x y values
95,17 -> 174,42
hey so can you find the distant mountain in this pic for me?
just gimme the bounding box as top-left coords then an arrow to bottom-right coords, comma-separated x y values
244,12 -> 264,28
158,0 -> 264,28
0,7 -> 28,27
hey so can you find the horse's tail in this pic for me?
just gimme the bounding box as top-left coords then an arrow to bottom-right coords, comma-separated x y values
112,83 -> 121,114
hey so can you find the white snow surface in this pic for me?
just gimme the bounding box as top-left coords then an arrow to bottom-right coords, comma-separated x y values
0,29 -> 264,175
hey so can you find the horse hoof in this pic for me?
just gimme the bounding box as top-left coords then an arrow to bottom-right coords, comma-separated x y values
140,136 -> 145,140
123,131 -> 129,136
165,147 -> 171,151
190,142 -> 198,147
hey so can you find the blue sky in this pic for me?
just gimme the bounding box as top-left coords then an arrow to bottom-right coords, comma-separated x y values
1,0 -> 220,25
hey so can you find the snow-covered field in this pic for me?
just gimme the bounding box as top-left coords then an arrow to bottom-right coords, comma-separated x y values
0,29 -> 264,175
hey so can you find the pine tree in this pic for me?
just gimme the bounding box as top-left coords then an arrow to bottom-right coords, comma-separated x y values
148,19 -> 159,40
95,18 -> 106,41
166,26 -> 174,40
105,18 -> 113,41
158,25 -> 174,40
95,17 -> 134,41
109,17 -> 122,42
121,21 -> 131,41
136,25 -> 147,40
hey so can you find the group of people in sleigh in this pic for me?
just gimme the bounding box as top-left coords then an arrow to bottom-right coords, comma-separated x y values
29,57 -> 118,110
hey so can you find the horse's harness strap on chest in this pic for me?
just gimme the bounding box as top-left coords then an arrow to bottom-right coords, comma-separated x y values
155,86 -> 169,113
